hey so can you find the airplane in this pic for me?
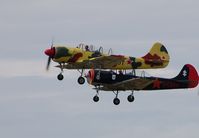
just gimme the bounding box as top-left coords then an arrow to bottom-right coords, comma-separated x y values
86,64 -> 199,105
44,42 -> 170,84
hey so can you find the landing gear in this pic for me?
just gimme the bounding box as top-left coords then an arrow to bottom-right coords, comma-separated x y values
113,91 -> 120,105
113,98 -> 120,105
57,63 -> 64,81
91,89 -> 136,104
93,95 -> 99,102
78,76 -> 85,85
127,91 -> 135,102
132,69 -> 136,76
77,69 -> 85,85
57,73 -> 64,81
93,87 -> 100,102
127,95 -> 135,102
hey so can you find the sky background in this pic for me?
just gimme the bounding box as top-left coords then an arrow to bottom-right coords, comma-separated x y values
0,0 -> 199,138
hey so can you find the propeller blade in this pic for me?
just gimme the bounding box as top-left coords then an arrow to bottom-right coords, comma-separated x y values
45,39 -> 55,71
51,38 -> 54,48
46,57 -> 51,71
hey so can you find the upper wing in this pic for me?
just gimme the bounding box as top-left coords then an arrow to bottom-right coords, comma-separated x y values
100,78 -> 154,91
60,55 -> 126,69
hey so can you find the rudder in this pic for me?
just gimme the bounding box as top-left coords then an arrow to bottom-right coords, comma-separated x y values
142,42 -> 170,68
148,42 -> 169,61
174,64 -> 199,88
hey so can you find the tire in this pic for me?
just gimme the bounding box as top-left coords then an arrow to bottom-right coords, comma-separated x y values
78,77 -> 85,85
57,74 -> 64,81
127,95 -> 135,102
93,95 -> 99,102
113,98 -> 120,105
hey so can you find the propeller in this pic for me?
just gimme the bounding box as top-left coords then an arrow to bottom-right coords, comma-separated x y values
44,40 -> 55,71
46,56 -> 51,70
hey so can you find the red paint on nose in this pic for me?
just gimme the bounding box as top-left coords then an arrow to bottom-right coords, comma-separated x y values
87,69 -> 95,84
44,48 -> 55,57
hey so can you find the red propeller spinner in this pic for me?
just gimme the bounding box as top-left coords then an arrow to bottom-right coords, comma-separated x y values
44,46 -> 55,71
44,48 -> 55,57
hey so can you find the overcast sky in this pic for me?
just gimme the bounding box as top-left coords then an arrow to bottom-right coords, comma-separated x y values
0,0 -> 199,138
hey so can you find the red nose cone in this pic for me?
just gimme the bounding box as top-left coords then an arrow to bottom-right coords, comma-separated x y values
44,48 -> 55,57
86,69 -> 95,84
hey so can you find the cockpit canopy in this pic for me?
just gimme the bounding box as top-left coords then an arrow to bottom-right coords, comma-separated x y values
77,43 -> 113,55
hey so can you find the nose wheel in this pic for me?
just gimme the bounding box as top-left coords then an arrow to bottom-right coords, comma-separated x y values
113,98 -> 120,105
113,91 -> 120,105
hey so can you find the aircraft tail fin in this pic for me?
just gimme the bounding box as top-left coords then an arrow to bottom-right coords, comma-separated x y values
142,42 -> 170,68
174,64 -> 199,88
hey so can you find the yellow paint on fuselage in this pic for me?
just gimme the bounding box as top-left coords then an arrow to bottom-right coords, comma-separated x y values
111,57 -> 169,70
52,47 -> 103,63
113,58 -> 139,70
52,42 -> 169,70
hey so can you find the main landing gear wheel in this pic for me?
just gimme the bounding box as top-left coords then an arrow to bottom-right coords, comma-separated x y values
57,73 -> 64,81
93,95 -> 99,102
78,76 -> 85,85
113,98 -> 120,105
127,95 -> 135,102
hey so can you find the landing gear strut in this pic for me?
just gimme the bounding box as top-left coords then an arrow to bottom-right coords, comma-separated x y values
93,87 -> 100,102
127,91 -> 135,102
77,69 -> 85,85
113,91 -> 120,105
57,63 -> 64,81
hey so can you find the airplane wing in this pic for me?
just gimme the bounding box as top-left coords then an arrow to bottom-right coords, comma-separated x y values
60,55 -> 126,69
100,78 -> 154,91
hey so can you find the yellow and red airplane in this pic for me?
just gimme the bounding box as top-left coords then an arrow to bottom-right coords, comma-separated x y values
44,42 -> 170,84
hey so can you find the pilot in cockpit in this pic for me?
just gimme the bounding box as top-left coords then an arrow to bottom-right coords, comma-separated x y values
85,45 -> 90,51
